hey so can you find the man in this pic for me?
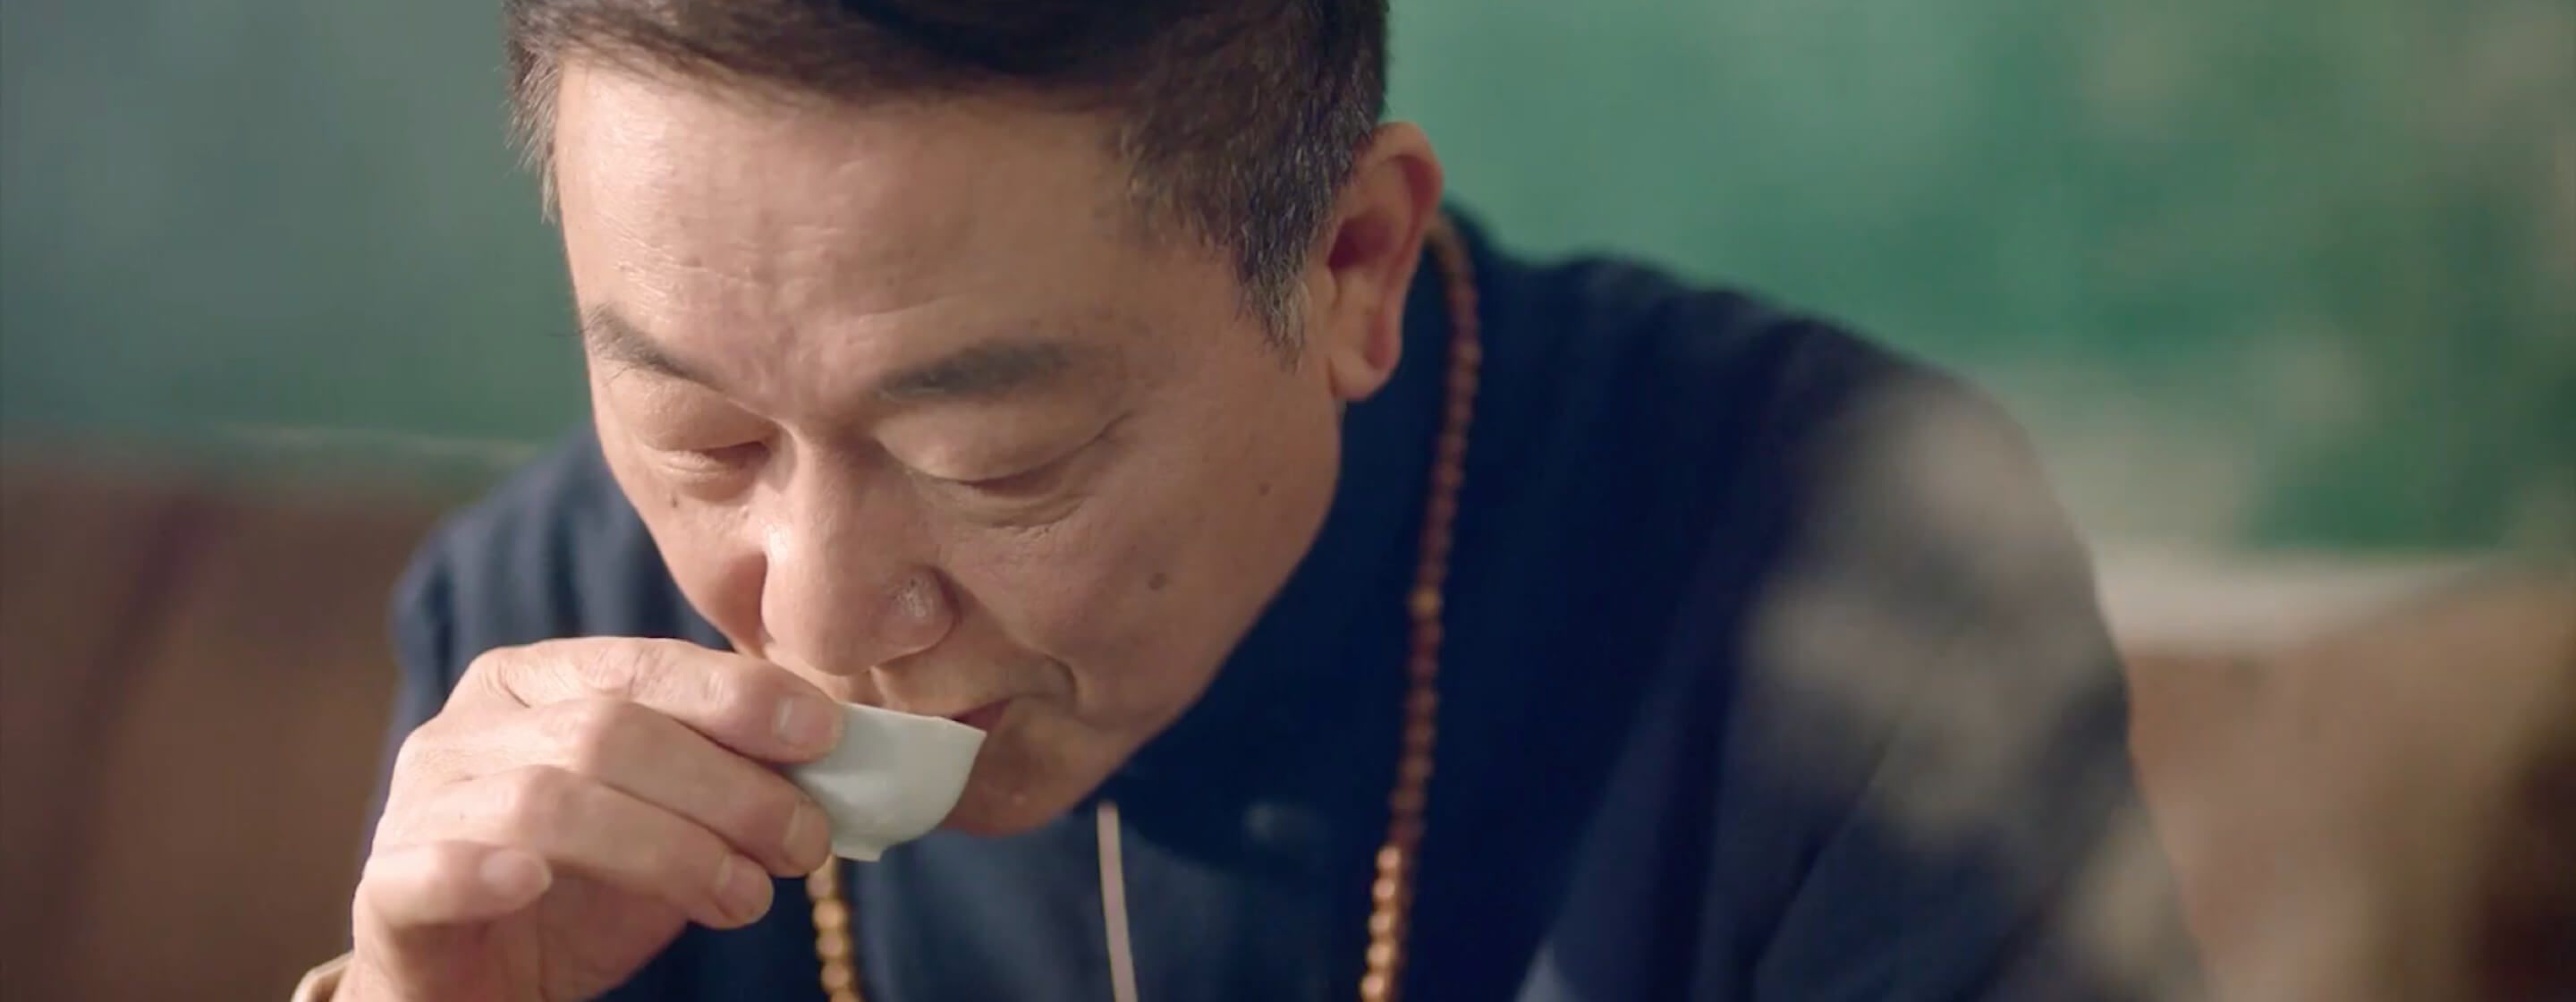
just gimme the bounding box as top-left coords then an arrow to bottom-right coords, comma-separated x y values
305,1 -> 2195,998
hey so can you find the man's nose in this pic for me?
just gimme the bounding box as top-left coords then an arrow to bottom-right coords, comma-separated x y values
755,463 -> 953,678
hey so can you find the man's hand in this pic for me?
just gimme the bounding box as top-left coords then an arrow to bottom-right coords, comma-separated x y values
344,638 -> 843,1001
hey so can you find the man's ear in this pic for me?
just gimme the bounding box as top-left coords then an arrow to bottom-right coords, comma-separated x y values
1304,123 -> 1444,403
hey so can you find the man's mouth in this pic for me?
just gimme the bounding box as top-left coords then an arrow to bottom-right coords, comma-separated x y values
945,701 -> 1010,733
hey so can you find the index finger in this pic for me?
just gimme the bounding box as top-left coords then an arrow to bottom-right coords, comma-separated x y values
458,637 -> 843,762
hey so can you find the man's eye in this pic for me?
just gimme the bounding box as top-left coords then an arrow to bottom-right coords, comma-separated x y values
663,441 -> 769,477
928,454 -> 1072,499
914,412 -> 1126,503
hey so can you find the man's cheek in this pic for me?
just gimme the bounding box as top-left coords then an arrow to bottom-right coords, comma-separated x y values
988,548 -> 1165,659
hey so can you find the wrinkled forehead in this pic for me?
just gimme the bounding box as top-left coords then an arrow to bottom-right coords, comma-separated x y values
547,62 -> 1242,409
549,61 -> 1157,316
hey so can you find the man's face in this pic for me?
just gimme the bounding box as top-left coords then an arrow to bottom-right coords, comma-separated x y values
551,64 -> 1354,834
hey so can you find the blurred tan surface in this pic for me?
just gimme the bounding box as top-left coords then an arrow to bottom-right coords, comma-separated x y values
1,461 -> 432,1001
2124,567 -> 2575,1001
2132,566 -> 2576,994
0,459 -> 2568,1000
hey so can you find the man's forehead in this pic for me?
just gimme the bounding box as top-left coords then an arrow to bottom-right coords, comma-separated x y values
550,64 -> 1213,415
551,60 -> 1122,223
554,67 -> 1162,321
580,302 -> 1110,406
554,68 -> 985,277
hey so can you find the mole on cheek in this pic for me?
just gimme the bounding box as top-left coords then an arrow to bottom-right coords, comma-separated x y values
1256,480 -> 1273,497
1148,572 -> 1171,591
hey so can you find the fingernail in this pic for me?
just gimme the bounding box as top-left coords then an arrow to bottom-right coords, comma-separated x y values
480,848 -> 550,900
775,696 -> 838,752
714,854 -> 773,923
785,800 -> 831,870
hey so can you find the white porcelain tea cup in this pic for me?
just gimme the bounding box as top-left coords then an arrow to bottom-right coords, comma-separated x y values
786,703 -> 987,861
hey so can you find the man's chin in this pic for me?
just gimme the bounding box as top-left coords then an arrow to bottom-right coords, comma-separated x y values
934,709 -> 1133,836
939,777 -> 1088,837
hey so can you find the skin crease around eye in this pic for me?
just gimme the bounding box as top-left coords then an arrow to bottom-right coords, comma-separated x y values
550,59 -> 1440,835
606,359 -> 1127,513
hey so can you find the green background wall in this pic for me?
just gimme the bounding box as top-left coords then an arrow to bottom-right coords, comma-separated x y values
4,1 -> 2570,548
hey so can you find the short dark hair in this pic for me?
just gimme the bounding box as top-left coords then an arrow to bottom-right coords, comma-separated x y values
504,0 -> 1390,340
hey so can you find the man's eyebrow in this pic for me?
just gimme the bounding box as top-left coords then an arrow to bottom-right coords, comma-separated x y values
876,339 -> 1082,403
580,304 -> 1086,403
580,305 -> 714,386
